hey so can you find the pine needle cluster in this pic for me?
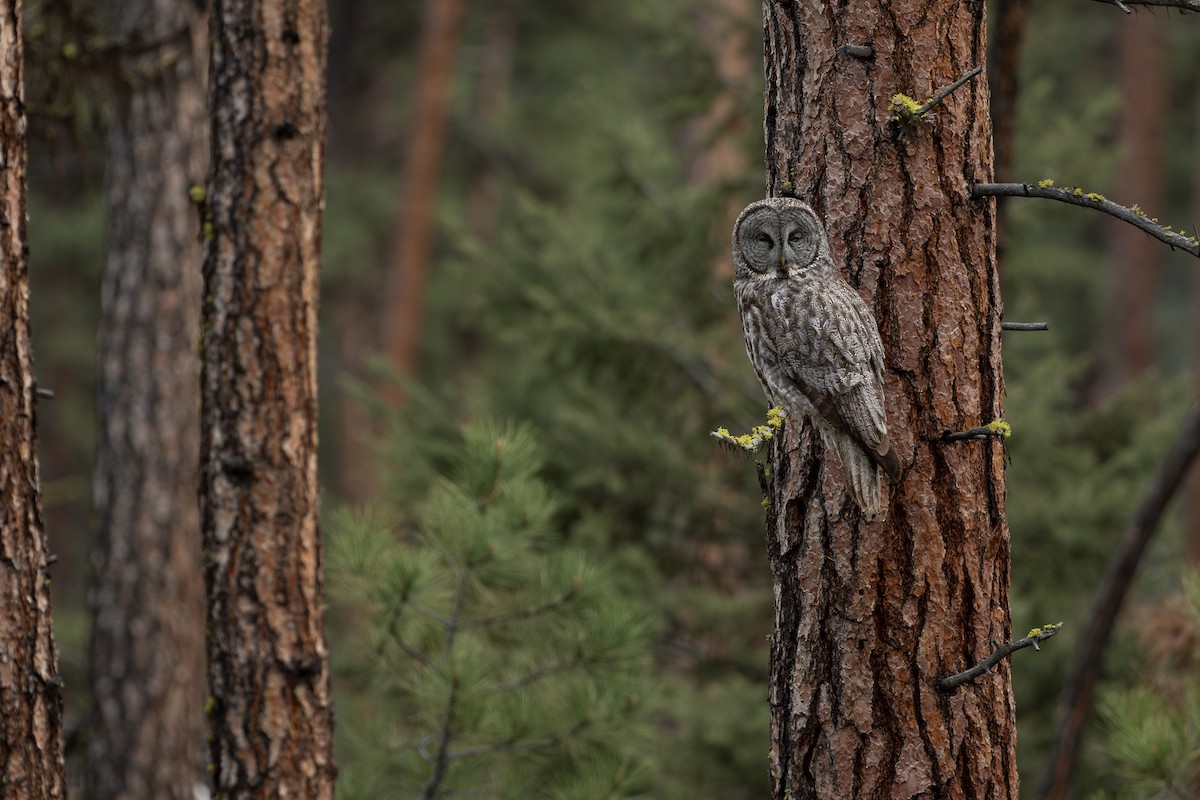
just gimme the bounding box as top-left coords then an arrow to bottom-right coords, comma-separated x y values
329,420 -> 657,800
1089,573 -> 1200,799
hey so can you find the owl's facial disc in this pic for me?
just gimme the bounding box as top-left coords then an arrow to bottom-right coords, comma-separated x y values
780,212 -> 819,270
736,207 -> 781,274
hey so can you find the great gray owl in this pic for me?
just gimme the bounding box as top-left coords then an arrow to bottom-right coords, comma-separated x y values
732,197 -> 901,518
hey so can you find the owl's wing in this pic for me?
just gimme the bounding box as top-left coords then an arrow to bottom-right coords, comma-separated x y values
778,279 -> 893,462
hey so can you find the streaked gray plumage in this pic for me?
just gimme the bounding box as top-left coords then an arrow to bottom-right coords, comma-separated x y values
732,197 -> 900,517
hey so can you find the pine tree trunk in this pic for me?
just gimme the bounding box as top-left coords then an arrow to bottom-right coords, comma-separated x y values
683,0 -> 753,190
987,0 -> 1027,266
1105,12 -> 1165,395
200,1 -> 335,796
987,0 -> 1026,187
1188,79 -> 1200,568
760,3 -> 1017,798
0,1 -> 67,795
381,0 -> 465,403
85,4 -> 208,797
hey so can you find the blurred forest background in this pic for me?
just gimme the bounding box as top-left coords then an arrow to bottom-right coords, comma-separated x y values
20,0 -> 1200,796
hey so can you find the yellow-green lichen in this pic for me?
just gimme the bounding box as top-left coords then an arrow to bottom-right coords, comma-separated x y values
711,406 -> 787,453
889,93 -> 931,125
985,418 -> 1012,439
1027,621 -> 1063,639
1037,178 -> 1055,188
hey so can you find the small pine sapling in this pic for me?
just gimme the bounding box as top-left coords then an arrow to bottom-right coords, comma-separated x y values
329,420 -> 656,800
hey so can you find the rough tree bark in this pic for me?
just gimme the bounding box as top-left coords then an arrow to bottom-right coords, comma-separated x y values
0,1 -> 67,796
85,3 -> 208,797
200,0 -> 335,796
1104,11 -> 1166,395
760,3 -> 1017,798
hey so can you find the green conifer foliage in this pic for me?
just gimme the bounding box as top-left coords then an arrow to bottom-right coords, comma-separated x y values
1090,572 -> 1200,798
330,420 -> 656,800
1004,352 -> 1188,786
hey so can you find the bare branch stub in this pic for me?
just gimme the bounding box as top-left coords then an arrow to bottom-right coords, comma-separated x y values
939,624 -> 1063,691
1001,322 -> 1049,331
974,182 -> 1200,258
836,43 -> 874,60
942,424 -> 1009,443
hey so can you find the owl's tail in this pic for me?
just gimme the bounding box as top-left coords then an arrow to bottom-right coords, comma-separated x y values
824,430 -> 885,519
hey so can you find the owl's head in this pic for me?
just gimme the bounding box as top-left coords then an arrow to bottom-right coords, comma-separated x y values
731,197 -> 831,280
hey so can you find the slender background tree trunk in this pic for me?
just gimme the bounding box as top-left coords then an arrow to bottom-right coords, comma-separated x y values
684,0 -> 753,192
1104,11 -> 1165,396
0,1 -> 67,795
1190,79 -> 1200,568
201,0 -> 335,795
85,3 -> 208,797
1038,407 -> 1200,800
761,2 -> 1016,797
987,0 -> 1028,265
381,0 -> 465,404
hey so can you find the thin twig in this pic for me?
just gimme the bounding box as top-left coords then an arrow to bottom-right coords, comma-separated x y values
465,588 -> 577,628
444,571 -> 466,657
915,65 -> 984,117
416,668 -> 462,800
1088,0 -> 1200,12
938,624 -> 1063,690
973,183 -> 1200,258
1001,322 -> 1048,331
485,659 -> 580,695
410,603 -> 450,628
387,622 -> 431,667
446,718 -> 590,763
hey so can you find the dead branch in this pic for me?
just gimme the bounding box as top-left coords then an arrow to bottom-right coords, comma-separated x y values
973,182 -> 1200,258
1087,0 -> 1200,13
939,624 -> 1063,690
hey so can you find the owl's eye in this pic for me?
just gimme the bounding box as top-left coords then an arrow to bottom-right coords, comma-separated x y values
757,233 -> 774,246
788,232 -> 803,245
